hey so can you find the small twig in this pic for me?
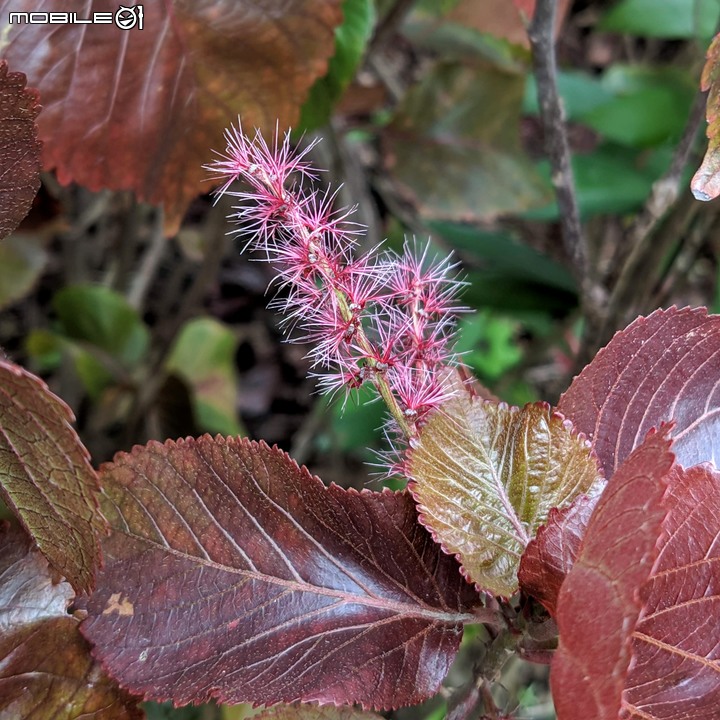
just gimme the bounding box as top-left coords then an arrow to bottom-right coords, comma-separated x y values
595,89 -> 707,349
127,208 -> 167,310
368,0 -> 416,55
527,0 -> 588,288
652,204 -> 719,307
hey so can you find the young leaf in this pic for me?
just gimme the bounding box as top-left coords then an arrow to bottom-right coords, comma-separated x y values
407,397 -> 604,597
550,427 -> 674,720
693,32 -> 720,201
0,524 -> 142,719
623,463 -> 720,719
0,60 -> 41,242
0,359 -> 106,593
558,307 -> 720,476
517,493 -> 598,616
0,0 -> 342,233
81,436 -> 483,710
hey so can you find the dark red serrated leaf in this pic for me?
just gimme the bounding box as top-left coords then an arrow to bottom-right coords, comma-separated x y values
517,493 -> 598,616
0,359 -> 106,593
81,436 -> 482,710
253,705 -> 383,719
558,307 -> 720,477
0,523 -> 142,719
692,33 -> 720,201
0,60 -> 41,241
0,0 -> 341,233
551,427 -> 674,720
622,463 -> 720,719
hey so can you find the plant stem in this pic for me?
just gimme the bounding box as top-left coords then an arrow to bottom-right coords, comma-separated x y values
527,0 -> 588,288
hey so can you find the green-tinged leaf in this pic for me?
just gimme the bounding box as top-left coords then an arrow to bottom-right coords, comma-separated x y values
165,317 -> 244,436
0,524 -> 142,719
580,65 -> 695,148
408,397 -> 604,597
600,0 -> 720,38
0,234 -> 47,310
253,705 -> 383,719
693,33 -> 720,201
299,0 -> 375,130
384,60 -> 550,222
0,359 -> 106,593
53,285 -> 149,367
527,143 -> 673,220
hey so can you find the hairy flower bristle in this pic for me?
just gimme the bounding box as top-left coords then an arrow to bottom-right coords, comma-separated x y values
206,121 -> 469,448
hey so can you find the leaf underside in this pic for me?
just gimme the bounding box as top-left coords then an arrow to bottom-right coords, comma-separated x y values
0,359 -> 105,593
81,436 -> 481,710
558,306 -> 720,477
0,524 -> 142,719
551,427 -> 674,720
408,397 -> 603,597
623,463 -> 720,720
0,0 -> 342,232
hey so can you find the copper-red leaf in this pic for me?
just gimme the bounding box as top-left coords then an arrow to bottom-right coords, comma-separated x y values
0,60 -> 41,241
0,359 -> 105,593
551,427 -> 674,720
558,307 -> 720,476
622,463 -> 720,719
253,705 -> 383,720
0,0 -> 341,233
517,493 -> 598,616
0,524 -> 142,719
82,436 -> 482,710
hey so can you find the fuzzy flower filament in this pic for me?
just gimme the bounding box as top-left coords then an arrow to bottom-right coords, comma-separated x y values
206,124 -> 466,441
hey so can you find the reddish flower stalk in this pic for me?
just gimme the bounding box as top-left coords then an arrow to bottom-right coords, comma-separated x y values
206,123 -> 466,442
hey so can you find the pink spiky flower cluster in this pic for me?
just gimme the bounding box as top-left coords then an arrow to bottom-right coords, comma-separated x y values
206,123 -> 466,444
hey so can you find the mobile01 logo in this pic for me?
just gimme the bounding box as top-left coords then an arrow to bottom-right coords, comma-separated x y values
9,5 -> 144,30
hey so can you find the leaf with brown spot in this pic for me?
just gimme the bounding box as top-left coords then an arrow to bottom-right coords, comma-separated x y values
0,359 -> 106,593
0,60 -> 41,242
0,523 -> 142,719
407,397 -> 604,597
81,436 -> 483,710
550,427 -> 674,720
0,0 -> 342,233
